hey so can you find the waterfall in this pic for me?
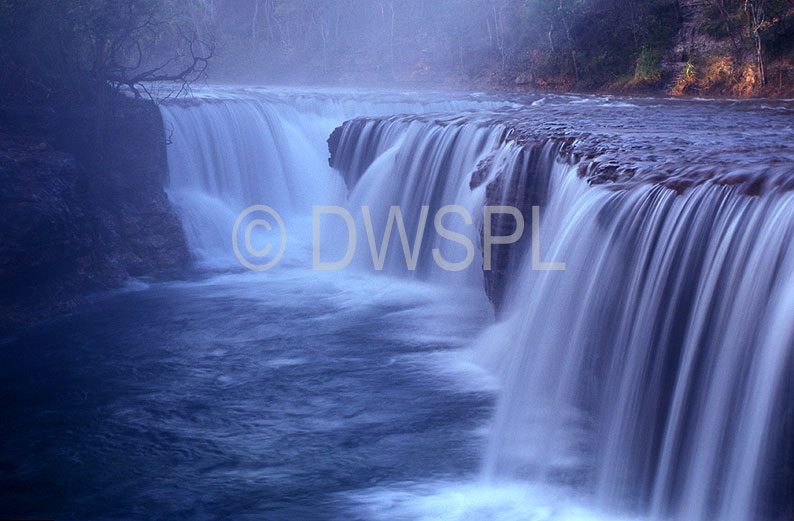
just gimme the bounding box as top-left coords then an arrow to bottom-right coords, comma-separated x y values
159,88 -> 793,520
160,97 -> 345,265
330,115 -> 505,283
332,111 -> 793,520
477,159 -> 794,521
159,87 -> 514,267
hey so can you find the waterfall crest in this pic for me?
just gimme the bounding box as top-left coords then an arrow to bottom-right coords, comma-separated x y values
330,115 -> 505,283
160,88 -> 514,266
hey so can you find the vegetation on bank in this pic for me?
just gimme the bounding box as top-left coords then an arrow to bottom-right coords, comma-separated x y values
666,1 -> 794,97
197,0 -> 683,91
205,0 -> 794,97
1,0 -> 793,101
0,1 -> 196,330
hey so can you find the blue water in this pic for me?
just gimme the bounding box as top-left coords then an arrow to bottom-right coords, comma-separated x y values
0,271 -> 493,520
4,87 -> 793,521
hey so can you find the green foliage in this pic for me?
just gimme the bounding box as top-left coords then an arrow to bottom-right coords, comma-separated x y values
702,4 -> 742,38
11,0 -> 756,92
760,0 -> 794,59
504,0 -> 680,85
700,0 -> 794,57
684,60 -> 697,80
634,47 -> 662,84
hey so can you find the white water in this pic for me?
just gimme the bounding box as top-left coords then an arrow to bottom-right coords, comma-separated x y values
335,116 -> 505,284
476,157 -> 794,521
160,88 -> 514,269
160,88 -> 793,521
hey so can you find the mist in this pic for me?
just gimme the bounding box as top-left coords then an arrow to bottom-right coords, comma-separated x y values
176,0 -> 685,91
204,0 -> 502,86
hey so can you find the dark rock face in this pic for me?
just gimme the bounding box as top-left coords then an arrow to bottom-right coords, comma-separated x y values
475,142 -> 558,311
0,96 -> 189,332
328,117 -> 401,191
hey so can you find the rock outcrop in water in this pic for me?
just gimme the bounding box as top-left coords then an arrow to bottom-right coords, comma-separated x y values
328,96 -> 794,310
471,143 -> 557,310
327,121 -> 382,191
0,96 -> 189,332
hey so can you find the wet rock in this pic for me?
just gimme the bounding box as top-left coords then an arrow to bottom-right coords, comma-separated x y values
327,96 -> 794,310
0,96 -> 189,332
478,141 -> 556,311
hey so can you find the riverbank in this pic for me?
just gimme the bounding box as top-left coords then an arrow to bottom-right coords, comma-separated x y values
476,53 -> 794,99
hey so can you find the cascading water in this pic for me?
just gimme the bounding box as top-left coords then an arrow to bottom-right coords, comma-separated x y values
156,88 -> 793,520
478,161 -> 794,521
160,97 -> 342,265
328,102 -> 794,520
160,88 -> 513,268
330,115 -> 505,283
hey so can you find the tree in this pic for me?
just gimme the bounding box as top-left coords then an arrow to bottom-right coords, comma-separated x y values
0,0 -> 216,101
745,0 -> 767,85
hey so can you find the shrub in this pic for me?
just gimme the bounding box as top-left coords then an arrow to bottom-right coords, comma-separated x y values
633,47 -> 662,85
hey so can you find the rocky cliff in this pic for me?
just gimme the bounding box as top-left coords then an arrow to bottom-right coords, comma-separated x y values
661,0 -> 789,97
0,96 -> 189,332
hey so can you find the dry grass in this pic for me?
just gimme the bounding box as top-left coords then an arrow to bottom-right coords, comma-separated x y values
669,55 -> 767,97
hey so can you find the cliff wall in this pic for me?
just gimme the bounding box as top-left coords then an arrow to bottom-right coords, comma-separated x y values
0,96 -> 189,332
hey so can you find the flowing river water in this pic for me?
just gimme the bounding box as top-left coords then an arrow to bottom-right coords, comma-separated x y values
2,87 -> 793,521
